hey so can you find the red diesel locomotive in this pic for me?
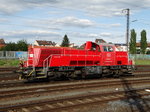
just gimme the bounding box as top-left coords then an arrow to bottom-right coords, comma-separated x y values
20,41 -> 134,80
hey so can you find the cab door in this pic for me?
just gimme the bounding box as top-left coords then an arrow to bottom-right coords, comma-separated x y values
102,45 -> 115,66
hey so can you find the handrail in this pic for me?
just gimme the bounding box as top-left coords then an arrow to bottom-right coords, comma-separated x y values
42,54 -> 101,70
43,55 -> 52,68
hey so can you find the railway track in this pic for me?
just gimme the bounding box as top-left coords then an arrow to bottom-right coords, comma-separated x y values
0,77 -> 149,99
1,71 -> 149,83
0,70 -> 149,112
0,66 -> 150,112
0,67 -> 19,81
0,74 -> 18,81
0,77 -> 149,102
0,67 -> 18,72
0,87 -> 149,112
0,73 -> 149,89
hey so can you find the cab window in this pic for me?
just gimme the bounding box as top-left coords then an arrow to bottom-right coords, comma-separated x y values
103,46 -> 107,52
103,46 -> 113,52
108,46 -> 113,52
91,43 -> 100,52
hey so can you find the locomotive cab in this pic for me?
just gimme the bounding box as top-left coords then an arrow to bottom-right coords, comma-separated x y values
85,41 -> 101,52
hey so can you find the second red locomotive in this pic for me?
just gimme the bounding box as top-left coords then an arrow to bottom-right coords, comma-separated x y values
20,41 -> 134,80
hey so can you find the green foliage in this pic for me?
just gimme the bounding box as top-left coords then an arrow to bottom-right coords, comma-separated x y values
0,46 -> 5,51
61,34 -> 70,47
0,59 -> 20,67
140,30 -> 147,54
0,39 -> 28,51
17,40 -> 28,51
129,29 -> 136,54
1,42 -> 18,51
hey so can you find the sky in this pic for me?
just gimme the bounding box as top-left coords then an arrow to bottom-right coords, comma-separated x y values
0,0 -> 150,46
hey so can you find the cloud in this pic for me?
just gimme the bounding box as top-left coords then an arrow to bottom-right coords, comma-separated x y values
0,18 -> 9,22
53,16 -> 95,28
26,16 -> 95,29
1,30 -> 61,43
25,16 -> 121,31
97,23 -> 122,28
55,0 -> 150,17
110,23 -> 122,27
0,0 -> 58,14
100,32 -> 111,37
67,31 -> 127,45
0,0 -> 25,14
0,0 -> 149,16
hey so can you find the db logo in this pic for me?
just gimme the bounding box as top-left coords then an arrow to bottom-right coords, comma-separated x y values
107,53 -> 111,57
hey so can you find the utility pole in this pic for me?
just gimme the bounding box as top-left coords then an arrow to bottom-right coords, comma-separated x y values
122,8 -> 130,51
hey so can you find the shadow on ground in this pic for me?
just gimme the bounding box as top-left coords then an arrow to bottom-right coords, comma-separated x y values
120,77 -> 150,112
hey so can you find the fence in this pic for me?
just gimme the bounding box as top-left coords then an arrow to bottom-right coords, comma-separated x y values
129,54 -> 150,60
0,51 -> 28,59
0,51 -> 150,60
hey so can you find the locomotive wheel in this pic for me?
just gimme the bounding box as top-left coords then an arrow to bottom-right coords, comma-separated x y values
81,71 -> 87,79
68,77 -> 75,81
113,70 -> 121,78
98,74 -> 102,78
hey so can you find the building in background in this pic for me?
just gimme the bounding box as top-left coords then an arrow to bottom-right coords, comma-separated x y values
34,40 -> 59,47
136,43 -> 150,50
114,43 -> 127,51
69,43 -> 78,48
136,42 -> 150,54
114,42 -> 150,52
95,39 -> 106,44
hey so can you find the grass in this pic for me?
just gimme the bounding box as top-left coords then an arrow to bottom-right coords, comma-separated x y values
135,59 -> 150,65
0,59 -> 20,67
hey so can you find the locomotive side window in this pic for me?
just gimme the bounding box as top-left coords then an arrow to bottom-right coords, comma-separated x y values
91,43 -> 100,52
103,46 -> 114,52
108,46 -> 113,52
91,43 -> 96,50
103,46 -> 107,52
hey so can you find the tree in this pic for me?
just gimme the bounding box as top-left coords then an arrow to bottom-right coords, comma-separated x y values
129,29 -> 136,54
140,30 -> 147,54
61,34 -> 70,47
0,39 -> 28,51
17,40 -> 28,51
1,42 -> 17,51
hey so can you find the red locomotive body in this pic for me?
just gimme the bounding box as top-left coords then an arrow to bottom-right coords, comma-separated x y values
20,41 -> 134,80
